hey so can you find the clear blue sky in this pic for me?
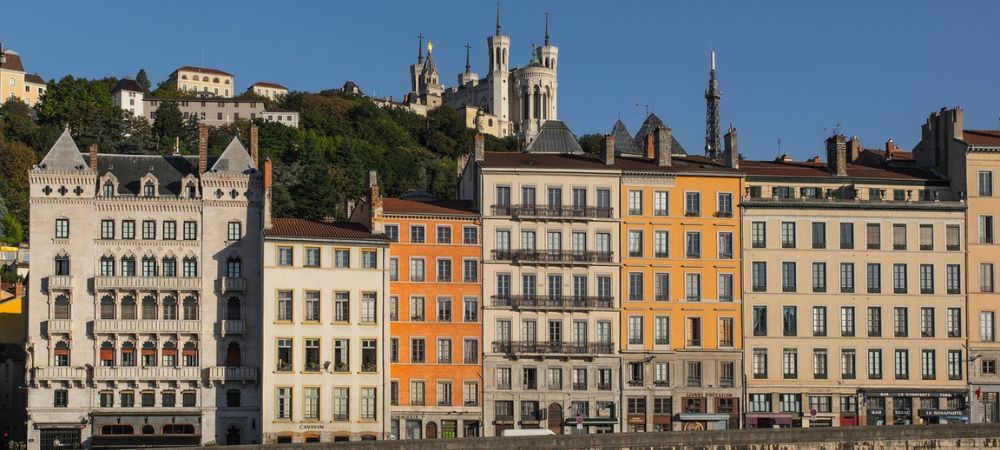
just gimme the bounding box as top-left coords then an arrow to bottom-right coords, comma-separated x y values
6,0 -> 1000,159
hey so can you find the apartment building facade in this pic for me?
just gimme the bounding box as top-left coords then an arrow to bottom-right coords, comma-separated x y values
742,135 -> 968,428
26,126 -> 263,449
369,194 -> 483,440
248,82 -> 289,101
145,98 -> 300,128
913,108 -> 1000,423
616,127 -> 744,432
460,124 -> 622,436
169,66 -> 235,98
0,48 -> 46,106
262,167 -> 391,443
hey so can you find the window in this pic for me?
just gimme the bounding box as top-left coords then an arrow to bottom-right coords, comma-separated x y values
718,273 -> 734,301
437,298 -> 452,322
463,338 -> 478,364
654,316 -> 670,345
922,350 -> 936,380
361,292 -> 377,323
981,216 -> 995,244
410,258 -> 425,282
893,307 -> 909,337
840,262 -> 855,293
100,220 -> 115,239
437,259 -> 452,282
384,225 -> 399,242
410,338 -> 425,363
918,224 -> 934,251
277,246 -> 293,266
982,312 -> 996,342
920,264 -> 935,294
686,360 -> 703,387
410,297 -> 425,321
685,192 -> 700,216
685,273 -> 701,301
361,388 -> 377,420
868,306 -> 882,337
333,339 -> 350,371
813,306 -> 827,336
410,225 -> 425,243
946,224 -> 961,250
54,389 -> 69,408
497,367 -> 512,390
628,272 -> 643,301
653,230 -> 669,258
947,264 -> 961,294
717,192 -> 733,216
685,232 -> 700,258
718,232 -> 733,259
811,222 -> 826,248
300,291 -> 320,322
653,191 -> 668,216
163,221 -> 176,240
867,223 -> 881,249
749,393 -> 771,412
842,349 -> 856,379
981,170 -> 994,196
55,218 -> 70,239
627,190 -> 642,215
277,291 -> 292,321
813,349 -> 828,379
752,262 -> 767,292
752,306 -> 767,336
628,230 -> 643,257
782,306 -> 797,337
782,348 -> 798,379
122,220 -> 136,239
868,349 -> 883,379
921,307 -> 935,337
305,247 -> 321,267
867,263 -> 882,293
751,221 -> 766,248
720,317 -> 734,347
948,350 -> 963,380
781,262 -> 796,292
628,316 -> 643,345
334,249 -> 350,268
780,222 -> 796,248
686,317 -> 702,347
227,221 -> 241,240
812,262 -> 827,292
276,339 -> 292,371
333,387 -> 350,419
437,226 -> 452,244
183,221 -> 197,240
982,263 -> 995,293
893,263 -> 908,294
334,292 -> 350,322
463,297 -> 478,322
840,222 -> 854,249
892,224 -> 907,250
303,387 -> 320,420
463,226 -> 477,244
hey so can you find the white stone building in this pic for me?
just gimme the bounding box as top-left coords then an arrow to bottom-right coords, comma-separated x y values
26,125 -> 263,449
111,78 -> 144,118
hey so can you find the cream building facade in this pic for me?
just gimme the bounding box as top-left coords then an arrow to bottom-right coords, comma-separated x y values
261,168 -> 391,443
145,98 -> 299,128
248,82 -> 288,101
26,126 -> 263,449
460,124 -> 622,436
742,135 -> 968,428
169,66 -> 235,98
0,48 -> 46,106
112,78 -> 144,118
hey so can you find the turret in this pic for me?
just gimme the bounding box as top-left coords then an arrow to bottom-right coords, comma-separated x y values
458,43 -> 479,86
487,2 -> 511,125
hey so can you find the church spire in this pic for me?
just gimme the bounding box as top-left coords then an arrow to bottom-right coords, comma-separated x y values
464,43 -> 472,73
544,12 -> 550,46
495,1 -> 502,35
704,50 -> 721,160
417,33 -> 424,64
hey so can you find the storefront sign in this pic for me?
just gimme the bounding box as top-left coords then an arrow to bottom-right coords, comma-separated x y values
867,409 -> 885,416
681,421 -> 706,431
689,392 -> 735,398
520,420 -> 539,426
627,415 -> 646,425
493,419 -> 514,426
919,409 -> 967,417
298,424 -> 324,430
597,406 -> 612,418
893,409 -> 912,417
864,391 -> 960,398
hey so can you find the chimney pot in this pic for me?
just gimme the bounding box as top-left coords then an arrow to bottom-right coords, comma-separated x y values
601,134 -> 615,165
198,125 -> 209,174
723,126 -> 739,169
826,134 -> 848,176
88,144 -> 98,172
655,127 -> 672,167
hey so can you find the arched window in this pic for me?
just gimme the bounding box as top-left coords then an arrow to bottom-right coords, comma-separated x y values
53,341 -> 70,366
99,256 -> 115,276
162,341 -> 177,367
54,255 -> 70,276
99,341 -> 115,367
162,424 -> 195,434
141,425 -> 154,435
143,181 -> 155,197
542,88 -> 549,120
227,257 -> 242,278
102,181 -> 114,197
53,294 -> 71,319
533,86 -> 541,120
495,48 -> 500,69
226,342 -> 241,367
162,257 -> 177,277
213,77 -> 220,83
185,182 -> 196,199
190,75 -> 197,81
141,295 -> 157,320
182,341 -> 198,366
182,296 -> 198,320
182,257 -> 198,277
121,295 -> 137,320
121,341 -> 136,367
141,256 -> 157,277
226,297 -> 241,320
100,295 -> 116,320
162,296 -> 177,320
522,89 -> 530,121
120,256 -> 136,277
141,341 -> 157,367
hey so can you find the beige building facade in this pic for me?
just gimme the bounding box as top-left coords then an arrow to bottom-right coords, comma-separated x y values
145,98 -> 299,128
170,66 -> 235,98
249,82 -> 288,101
742,135 -> 968,428
26,126 -> 263,449
0,49 -> 45,106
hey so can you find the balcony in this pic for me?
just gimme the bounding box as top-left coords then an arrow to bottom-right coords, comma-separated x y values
47,319 -> 73,334
491,204 -> 614,220
221,320 -> 245,336
95,276 -> 200,291
94,319 -> 201,334
47,275 -> 73,291
491,295 -> 614,310
35,366 -> 88,383
94,366 -> 201,381
209,366 -> 258,383
492,341 -> 614,357
220,277 -> 247,293
491,250 -> 613,265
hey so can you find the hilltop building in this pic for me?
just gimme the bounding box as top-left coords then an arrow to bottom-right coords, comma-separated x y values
168,66 -> 235,98
0,43 -> 46,106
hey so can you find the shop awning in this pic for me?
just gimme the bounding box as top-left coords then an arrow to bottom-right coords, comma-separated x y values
860,389 -> 966,398
561,417 -> 618,426
918,409 -> 968,418
678,413 -> 732,421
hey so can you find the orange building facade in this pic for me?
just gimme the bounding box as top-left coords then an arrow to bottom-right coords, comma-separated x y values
374,196 -> 482,440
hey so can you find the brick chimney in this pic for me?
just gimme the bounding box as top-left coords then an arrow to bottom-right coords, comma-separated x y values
14,280 -> 24,299
655,126 -> 672,167
846,136 -> 861,162
263,158 -> 273,229
474,134 -> 485,162
723,126 -> 739,169
198,125 -> 209,174
645,134 -> 655,159
368,170 -> 383,231
885,138 -> 901,161
826,134 -> 848,176
88,144 -> 98,172
250,124 -> 259,167
601,134 -> 615,165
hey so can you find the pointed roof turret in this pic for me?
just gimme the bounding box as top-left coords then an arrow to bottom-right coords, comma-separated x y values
36,127 -> 89,172
209,136 -> 256,174
610,119 -> 640,155
636,113 -> 687,155
525,121 -> 584,154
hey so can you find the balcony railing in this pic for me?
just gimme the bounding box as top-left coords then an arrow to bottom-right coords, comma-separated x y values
35,366 -> 88,383
491,295 -> 614,310
94,319 -> 201,334
491,204 -> 614,220
492,341 -> 614,356
95,366 -> 200,381
47,275 -> 73,290
221,320 -> 245,336
209,366 -> 258,382
491,250 -> 613,265
220,277 -> 247,293
47,319 -> 73,334
95,276 -> 201,291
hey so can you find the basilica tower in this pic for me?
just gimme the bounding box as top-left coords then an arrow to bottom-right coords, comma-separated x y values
487,2 -> 510,127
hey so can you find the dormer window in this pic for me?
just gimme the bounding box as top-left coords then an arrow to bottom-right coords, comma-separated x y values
103,181 -> 114,197
143,181 -> 155,197
185,182 -> 197,199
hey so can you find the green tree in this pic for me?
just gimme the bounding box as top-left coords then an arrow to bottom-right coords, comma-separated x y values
151,100 -> 196,153
578,133 -> 603,154
0,213 -> 22,245
0,98 -> 38,144
135,69 -> 151,94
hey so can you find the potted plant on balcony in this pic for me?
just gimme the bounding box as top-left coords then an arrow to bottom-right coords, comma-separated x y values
335,361 -> 349,372
362,361 -> 377,372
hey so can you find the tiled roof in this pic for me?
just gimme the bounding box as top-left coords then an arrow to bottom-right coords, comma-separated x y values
173,66 -> 233,77
524,121 -> 584,154
265,218 -> 388,241
209,137 -> 256,173
860,148 -> 914,161
740,159 -> 941,181
634,113 -> 687,155
383,198 -> 477,216
251,81 -> 287,90
24,73 -> 45,84
481,151 -> 739,174
0,51 -> 24,72
964,130 -> 1000,147
113,78 -> 142,92
610,119 -> 640,155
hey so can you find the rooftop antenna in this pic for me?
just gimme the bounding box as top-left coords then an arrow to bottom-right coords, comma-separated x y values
636,103 -> 650,116
833,121 -> 842,135
777,137 -> 783,154
201,50 -> 205,68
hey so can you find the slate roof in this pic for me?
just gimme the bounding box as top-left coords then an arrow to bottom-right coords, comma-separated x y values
209,137 -> 256,174
634,114 -> 688,156
739,159 -> 943,181
265,218 -> 388,241
0,51 -> 24,72
383,198 -> 477,216
93,154 -> 217,196
524,120 -> 583,154
35,128 -> 89,172
610,119 -> 640,155
113,78 -> 142,92
964,130 -> 1000,147
24,73 -> 45,84
174,66 -> 233,77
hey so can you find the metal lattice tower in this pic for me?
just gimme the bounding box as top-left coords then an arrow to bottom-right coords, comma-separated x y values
705,50 -> 721,159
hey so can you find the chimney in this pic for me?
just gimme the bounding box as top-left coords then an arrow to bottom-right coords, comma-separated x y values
826,134 -> 848,176
655,126 -> 672,167
198,125 -> 209,174
263,158 -> 273,229
846,136 -> 861,162
601,134 -> 615,165
474,134 -> 485,162
14,280 -> 24,299
250,124 -> 259,167
723,126 -> 739,169
88,144 -> 98,172
645,134 -> 655,159
368,170 -> 383,232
